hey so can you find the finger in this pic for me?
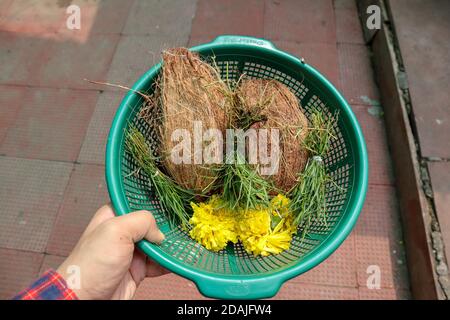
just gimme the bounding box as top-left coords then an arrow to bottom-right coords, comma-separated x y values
146,258 -> 170,277
81,204 -> 116,239
111,210 -> 165,244
129,249 -> 147,285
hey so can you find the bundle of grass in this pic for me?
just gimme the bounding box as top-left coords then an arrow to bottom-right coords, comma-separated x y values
125,127 -> 194,227
288,108 -> 341,238
152,48 -> 233,194
236,78 -> 310,193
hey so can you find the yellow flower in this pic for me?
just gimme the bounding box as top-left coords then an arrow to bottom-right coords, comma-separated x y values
189,196 -> 238,251
189,194 -> 298,256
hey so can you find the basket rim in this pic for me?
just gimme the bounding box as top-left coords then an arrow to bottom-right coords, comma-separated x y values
105,35 -> 369,299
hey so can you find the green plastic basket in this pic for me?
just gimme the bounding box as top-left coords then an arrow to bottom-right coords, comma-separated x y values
105,35 -> 368,299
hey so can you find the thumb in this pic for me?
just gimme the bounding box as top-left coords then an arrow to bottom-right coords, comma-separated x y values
111,211 -> 165,244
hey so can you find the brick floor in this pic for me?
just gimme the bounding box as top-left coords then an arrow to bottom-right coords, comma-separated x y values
0,0 -> 410,300
355,184 -> 409,289
0,87 -> 99,162
264,0 -> 336,43
191,0 -> 264,39
0,248 -> 44,299
39,254 -> 67,275
47,163 -> 110,256
0,85 -> 27,145
0,157 -> 73,252
78,91 -> 124,164
338,43 -> 380,105
351,104 -> 395,186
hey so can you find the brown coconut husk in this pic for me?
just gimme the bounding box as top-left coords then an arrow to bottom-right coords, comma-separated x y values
236,78 -> 309,193
152,48 -> 231,193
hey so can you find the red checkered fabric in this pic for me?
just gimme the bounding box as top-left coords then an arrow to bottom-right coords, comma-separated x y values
13,269 -> 78,300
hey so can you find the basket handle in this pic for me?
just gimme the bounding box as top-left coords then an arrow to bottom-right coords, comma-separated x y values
195,275 -> 283,299
210,35 -> 278,50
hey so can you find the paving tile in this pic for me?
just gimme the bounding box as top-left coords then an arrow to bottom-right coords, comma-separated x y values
78,91 -> 123,164
389,0 -> 450,158
134,274 -> 207,300
292,234 -> 357,287
355,184 -> 409,289
0,157 -> 73,252
36,34 -> 120,90
0,85 -> 27,145
428,161 -> 450,263
47,163 -> 109,256
124,0 -> 196,37
274,283 -> 359,300
39,254 -> 67,275
359,287 -> 410,300
105,34 -> 189,88
273,40 -> 340,87
351,104 -> 395,186
0,31 -> 52,86
0,0 -> 66,38
334,0 -> 365,44
264,0 -> 336,43
188,35 -> 217,47
0,248 -> 44,299
191,0 -> 264,39
0,0 -> 14,17
338,43 -> 380,105
333,0 -> 357,9
72,0 -> 133,35
0,87 -> 99,162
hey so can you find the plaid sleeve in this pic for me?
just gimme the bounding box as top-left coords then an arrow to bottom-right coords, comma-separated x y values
13,269 -> 78,300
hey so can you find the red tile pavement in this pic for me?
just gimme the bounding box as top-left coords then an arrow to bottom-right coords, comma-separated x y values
0,87 -> 98,162
273,40 -> 340,88
0,85 -> 26,145
291,234 -> 357,287
359,287 -> 411,300
0,157 -> 73,252
338,43 -> 380,105
34,34 -> 120,90
428,162 -> 450,263
334,0 -> 365,44
123,0 -> 196,37
0,31 -> 52,86
105,34 -> 189,88
39,254 -> 67,275
0,0 -> 66,38
351,104 -> 395,186
47,163 -> 110,256
134,274 -> 208,300
355,184 -> 409,289
0,248 -> 44,299
78,91 -> 123,164
190,0 -> 264,39
264,0 -> 336,43
274,282 -> 359,300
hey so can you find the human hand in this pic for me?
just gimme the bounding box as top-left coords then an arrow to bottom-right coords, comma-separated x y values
57,204 -> 168,300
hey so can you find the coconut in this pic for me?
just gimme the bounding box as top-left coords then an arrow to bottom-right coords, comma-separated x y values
156,48 -> 230,193
236,78 -> 309,192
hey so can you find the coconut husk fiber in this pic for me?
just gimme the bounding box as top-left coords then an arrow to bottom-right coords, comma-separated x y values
157,48 -> 231,193
236,78 -> 309,192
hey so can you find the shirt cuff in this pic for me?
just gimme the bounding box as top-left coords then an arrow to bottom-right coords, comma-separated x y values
13,269 -> 78,300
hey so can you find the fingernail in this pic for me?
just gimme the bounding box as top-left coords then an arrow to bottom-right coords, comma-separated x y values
157,230 -> 165,243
